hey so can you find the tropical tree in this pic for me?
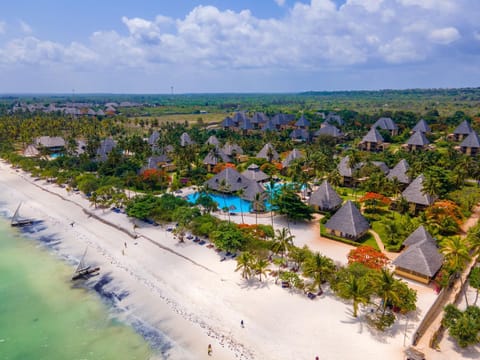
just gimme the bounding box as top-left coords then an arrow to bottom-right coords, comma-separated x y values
443,304 -> 480,348
302,253 -> 336,293
253,256 -> 270,282
469,267 -> 480,306
336,274 -> 372,317
347,246 -> 389,270
272,227 -> 294,259
374,269 -> 401,315
235,252 -> 254,280
440,236 -> 471,305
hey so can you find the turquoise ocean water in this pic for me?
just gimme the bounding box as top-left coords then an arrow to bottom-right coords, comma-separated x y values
0,218 -> 154,360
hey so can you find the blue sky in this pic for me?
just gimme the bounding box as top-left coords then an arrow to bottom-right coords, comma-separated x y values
0,0 -> 479,93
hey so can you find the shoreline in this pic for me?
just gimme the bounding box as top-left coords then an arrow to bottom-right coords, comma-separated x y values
0,160 -> 439,360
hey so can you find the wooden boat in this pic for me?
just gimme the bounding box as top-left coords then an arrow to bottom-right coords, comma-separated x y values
11,202 -> 35,227
72,247 -> 100,281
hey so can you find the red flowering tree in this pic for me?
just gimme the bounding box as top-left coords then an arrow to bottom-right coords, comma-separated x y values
212,162 -> 236,174
425,200 -> 463,235
347,245 -> 389,270
140,169 -> 168,190
359,192 -> 391,213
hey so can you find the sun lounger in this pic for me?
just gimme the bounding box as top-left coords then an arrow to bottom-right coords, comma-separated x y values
198,240 -> 206,245
281,281 -> 290,288
307,292 -> 316,300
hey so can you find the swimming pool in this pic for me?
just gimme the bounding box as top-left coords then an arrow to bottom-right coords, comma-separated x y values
50,153 -> 63,159
186,192 -> 272,213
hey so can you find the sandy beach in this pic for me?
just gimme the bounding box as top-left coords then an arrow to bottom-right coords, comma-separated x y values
0,160 -> 439,360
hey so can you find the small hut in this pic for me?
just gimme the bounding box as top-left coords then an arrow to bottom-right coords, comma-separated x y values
324,201 -> 369,241
308,180 -> 342,212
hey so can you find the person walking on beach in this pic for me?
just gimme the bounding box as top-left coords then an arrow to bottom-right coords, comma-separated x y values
241,320 -> 244,328
207,344 -> 212,356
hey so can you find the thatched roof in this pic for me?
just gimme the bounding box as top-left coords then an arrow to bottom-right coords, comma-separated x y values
241,181 -> 267,202
96,138 -> 116,161
406,131 -> 430,146
460,130 -> 480,148
140,155 -> 171,173
272,113 -> 294,126
453,120 -> 473,136
403,225 -> 435,247
393,227 -> 443,278
257,143 -> 279,161
325,112 -> 344,126
361,128 -> 384,144
324,201 -> 369,238
338,156 -> 359,177
204,167 -> 252,193
148,131 -> 160,145
412,119 -> 431,133
309,180 -> 342,210
251,112 -> 269,124
222,116 -> 235,128
289,128 -> 310,141
295,115 -> 310,128
387,159 -> 411,184
402,174 -> 436,206
314,124 -> 343,138
206,135 -> 220,147
180,132 -> 194,147
261,120 -> 276,132
232,111 -> 247,124
23,144 -> 39,157
203,150 -> 231,166
238,117 -> 253,130
373,117 -> 398,131
241,164 -> 269,182
35,136 -> 65,148
282,149 -> 304,168
222,142 -> 244,156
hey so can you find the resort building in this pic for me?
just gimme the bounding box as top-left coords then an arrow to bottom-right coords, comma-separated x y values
403,131 -> 430,152
282,149 -> 305,168
308,180 -> 342,212
96,138 -> 117,162
411,119 -> 431,134
313,123 -> 343,139
23,144 -> 40,157
392,226 -> 443,284
324,201 -> 370,241
222,116 -> 235,130
148,131 -> 160,147
337,156 -> 361,187
373,117 -> 399,136
222,142 -> 244,157
34,136 -> 66,153
295,115 -> 310,129
251,112 -> 268,129
458,130 -> 480,156
180,132 -> 195,147
203,150 -> 232,172
206,135 -> 220,147
387,159 -> 411,186
140,154 -> 174,173
358,128 -> 384,152
204,167 -> 252,193
324,112 -> 344,126
449,120 -> 473,141
402,174 -> 436,212
241,164 -> 269,183
289,128 -> 310,142
256,143 -> 279,161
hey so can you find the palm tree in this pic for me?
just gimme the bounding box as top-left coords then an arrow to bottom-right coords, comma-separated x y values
302,253 -> 335,293
254,257 -> 270,282
336,274 -> 372,317
235,252 -> 254,280
268,177 -> 276,232
375,269 -> 401,315
272,227 -> 294,259
440,236 -> 471,305
219,179 -> 231,223
327,168 -> 342,189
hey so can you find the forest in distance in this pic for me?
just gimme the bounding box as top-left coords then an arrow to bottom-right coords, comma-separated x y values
1,87 -> 480,118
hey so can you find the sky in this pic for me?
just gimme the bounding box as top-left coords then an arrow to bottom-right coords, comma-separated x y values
0,0 -> 479,93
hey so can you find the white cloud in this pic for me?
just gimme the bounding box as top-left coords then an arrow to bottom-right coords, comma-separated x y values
428,27 -> 460,44
0,0 -> 477,73
347,0 -> 384,12
274,0 -> 286,6
19,20 -> 32,34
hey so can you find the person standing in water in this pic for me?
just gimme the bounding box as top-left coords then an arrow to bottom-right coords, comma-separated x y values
208,344 -> 212,356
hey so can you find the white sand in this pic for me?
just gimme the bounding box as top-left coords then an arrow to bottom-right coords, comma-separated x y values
0,161 -> 439,360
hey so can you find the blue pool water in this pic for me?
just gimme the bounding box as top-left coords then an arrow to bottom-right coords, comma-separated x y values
187,192 -> 272,213
50,153 -> 63,159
